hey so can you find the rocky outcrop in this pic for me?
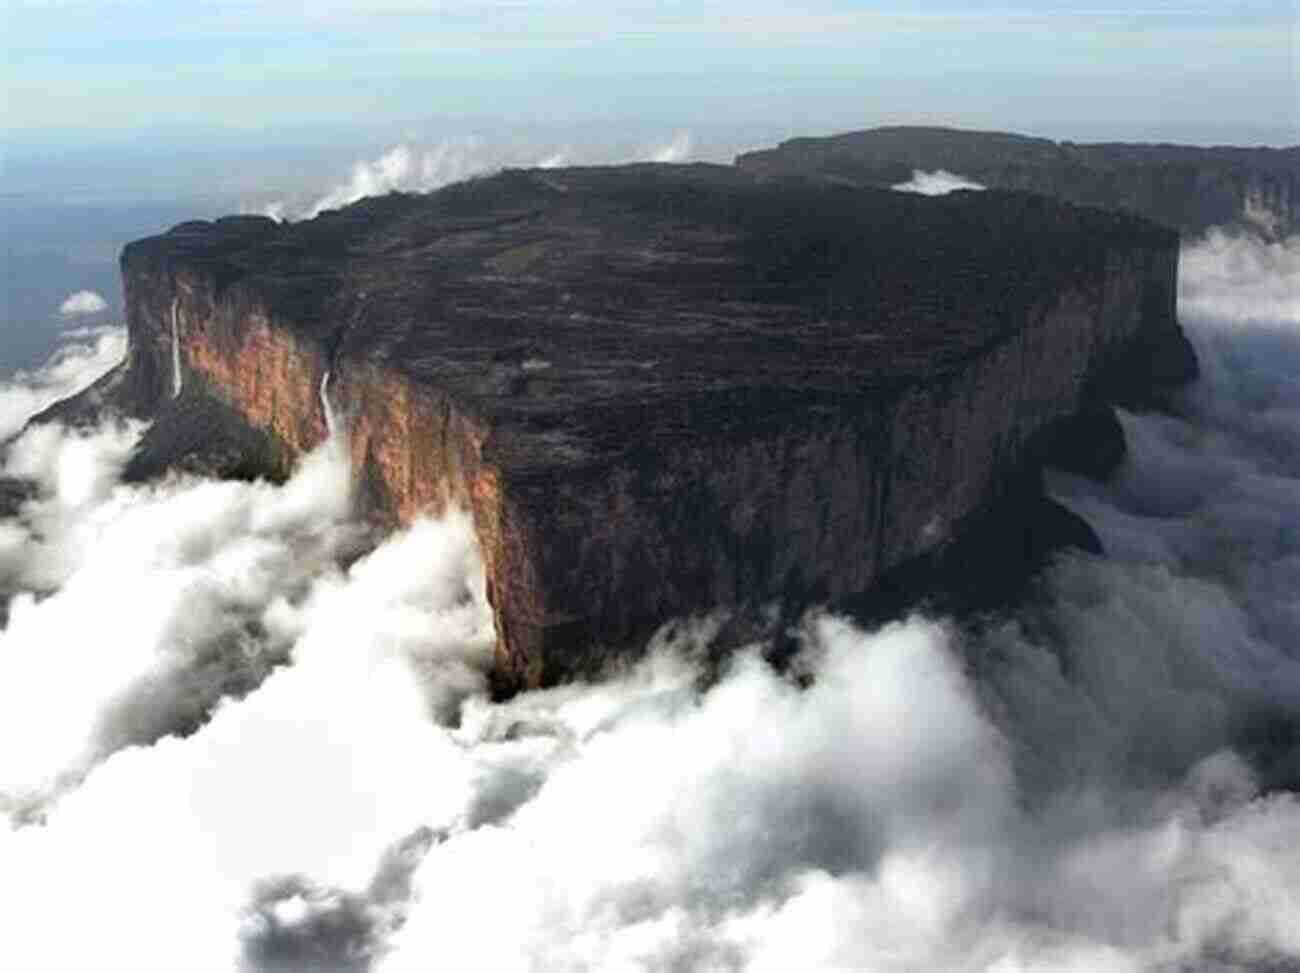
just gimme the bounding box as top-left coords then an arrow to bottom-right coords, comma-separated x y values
91,164 -> 1194,691
737,127 -> 1300,240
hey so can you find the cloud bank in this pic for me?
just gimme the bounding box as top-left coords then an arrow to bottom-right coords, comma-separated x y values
1,234 -> 1298,970
0,326 -> 126,442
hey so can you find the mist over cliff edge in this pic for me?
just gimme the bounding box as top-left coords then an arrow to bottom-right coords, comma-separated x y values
1,230 -> 1298,970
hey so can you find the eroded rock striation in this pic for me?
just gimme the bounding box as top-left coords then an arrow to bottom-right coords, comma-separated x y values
737,126 -> 1300,240
80,164 -> 1196,690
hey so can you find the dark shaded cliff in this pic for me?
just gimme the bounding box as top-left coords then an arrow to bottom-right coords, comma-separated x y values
77,164 -> 1195,690
737,127 -> 1300,240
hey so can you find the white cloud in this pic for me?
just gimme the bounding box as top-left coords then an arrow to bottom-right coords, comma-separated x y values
264,131 -> 699,221
646,130 -> 694,164
0,507 -> 493,969
1179,228 -> 1300,326
0,327 -> 125,442
299,139 -> 492,219
57,290 -> 109,316
534,151 -> 569,169
3,231 -> 1300,971
891,169 -> 986,195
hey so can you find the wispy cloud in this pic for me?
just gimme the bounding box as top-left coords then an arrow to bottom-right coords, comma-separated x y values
645,130 -> 693,163
256,129 -> 697,220
57,290 -> 108,316
891,169 -> 985,196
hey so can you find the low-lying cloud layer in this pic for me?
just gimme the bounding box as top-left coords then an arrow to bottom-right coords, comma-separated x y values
2,232 -> 1298,971
0,325 -> 125,441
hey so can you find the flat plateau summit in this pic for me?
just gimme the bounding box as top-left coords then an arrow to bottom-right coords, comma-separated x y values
53,146 -> 1205,689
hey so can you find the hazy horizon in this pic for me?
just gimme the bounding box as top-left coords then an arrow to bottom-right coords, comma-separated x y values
5,0 -> 1297,148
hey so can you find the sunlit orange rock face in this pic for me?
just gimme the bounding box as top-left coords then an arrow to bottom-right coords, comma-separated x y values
182,306 -> 328,456
112,168 -> 1196,691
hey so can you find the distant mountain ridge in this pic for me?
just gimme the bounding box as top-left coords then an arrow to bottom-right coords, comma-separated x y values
737,126 -> 1299,240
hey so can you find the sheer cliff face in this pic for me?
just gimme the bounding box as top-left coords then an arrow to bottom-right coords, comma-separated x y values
115,167 -> 1195,690
736,126 -> 1300,241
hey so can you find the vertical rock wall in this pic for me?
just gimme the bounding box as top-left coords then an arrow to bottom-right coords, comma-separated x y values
478,244 -> 1191,687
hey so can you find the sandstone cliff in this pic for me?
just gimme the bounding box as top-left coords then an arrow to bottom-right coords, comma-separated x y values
81,164 -> 1194,690
737,127 -> 1299,241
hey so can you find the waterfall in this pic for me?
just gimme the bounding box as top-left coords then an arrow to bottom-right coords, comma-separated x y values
170,298 -> 183,398
319,369 -> 338,437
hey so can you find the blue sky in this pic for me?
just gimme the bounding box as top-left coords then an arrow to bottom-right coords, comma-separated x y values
2,0 -> 1297,142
